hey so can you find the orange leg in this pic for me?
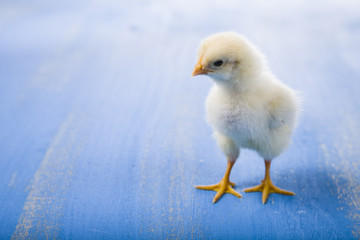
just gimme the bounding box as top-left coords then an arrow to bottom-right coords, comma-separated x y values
244,160 -> 295,204
195,160 -> 242,203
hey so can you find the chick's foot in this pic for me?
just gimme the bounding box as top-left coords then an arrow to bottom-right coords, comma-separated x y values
195,179 -> 242,203
243,178 -> 295,204
244,160 -> 295,204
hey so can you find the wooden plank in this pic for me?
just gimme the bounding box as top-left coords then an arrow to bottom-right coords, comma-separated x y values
0,1 -> 359,239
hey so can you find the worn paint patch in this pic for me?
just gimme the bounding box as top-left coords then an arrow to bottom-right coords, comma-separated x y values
321,114 -> 360,238
11,113 -> 86,240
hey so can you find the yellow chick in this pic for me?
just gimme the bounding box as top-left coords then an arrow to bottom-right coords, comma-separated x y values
192,32 -> 300,204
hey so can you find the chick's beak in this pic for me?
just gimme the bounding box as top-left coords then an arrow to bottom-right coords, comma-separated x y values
192,62 -> 209,77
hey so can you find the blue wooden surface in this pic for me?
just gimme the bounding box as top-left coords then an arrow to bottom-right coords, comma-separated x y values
1,1 -> 360,239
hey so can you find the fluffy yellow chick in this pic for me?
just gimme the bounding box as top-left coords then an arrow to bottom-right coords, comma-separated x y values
192,32 -> 300,204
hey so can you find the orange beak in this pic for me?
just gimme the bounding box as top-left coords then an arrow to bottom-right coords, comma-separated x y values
192,62 -> 210,77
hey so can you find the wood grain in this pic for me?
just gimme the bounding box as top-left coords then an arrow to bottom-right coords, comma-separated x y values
0,1 -> 359,239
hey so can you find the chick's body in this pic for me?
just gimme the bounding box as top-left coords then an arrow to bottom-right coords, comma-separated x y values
193,32 -> 300,204
206,71 -> 299,161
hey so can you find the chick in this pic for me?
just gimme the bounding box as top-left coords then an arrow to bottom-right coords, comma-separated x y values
192,32 -> 300,204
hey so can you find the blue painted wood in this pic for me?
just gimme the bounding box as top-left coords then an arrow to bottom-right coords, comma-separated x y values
1,1 -> 360,239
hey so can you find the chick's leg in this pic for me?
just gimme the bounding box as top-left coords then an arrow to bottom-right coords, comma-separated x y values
244,160 -> 295,204
195,157 -> 242,203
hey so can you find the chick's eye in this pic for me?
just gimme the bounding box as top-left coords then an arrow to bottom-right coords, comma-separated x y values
213,60 -> 223,67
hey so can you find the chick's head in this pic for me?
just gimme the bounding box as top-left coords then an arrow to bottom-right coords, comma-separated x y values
192,32 -> 266,85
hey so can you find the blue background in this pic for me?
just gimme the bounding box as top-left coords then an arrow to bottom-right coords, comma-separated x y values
1,0 -> 360,239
